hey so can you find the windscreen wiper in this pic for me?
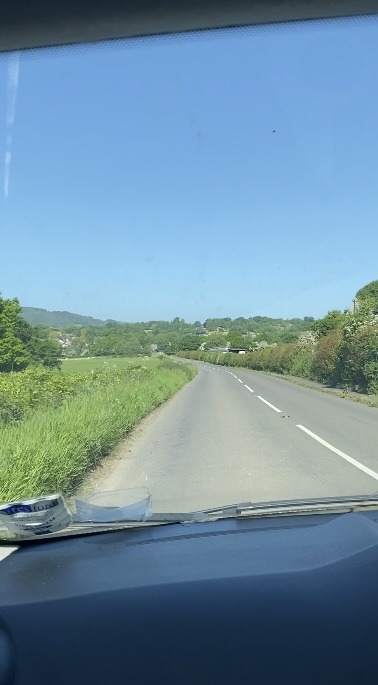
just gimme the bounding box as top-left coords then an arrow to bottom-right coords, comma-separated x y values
2,493 -> 378,542
196,494 -> 378,519
70,493 -> 378,528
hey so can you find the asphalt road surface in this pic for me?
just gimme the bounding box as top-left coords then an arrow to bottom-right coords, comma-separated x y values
92,362 -> 378,512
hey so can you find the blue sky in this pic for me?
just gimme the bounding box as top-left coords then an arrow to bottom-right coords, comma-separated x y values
1,16 -> 378,323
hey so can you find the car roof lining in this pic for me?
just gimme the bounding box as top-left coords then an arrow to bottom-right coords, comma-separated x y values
0,0 -> 378,53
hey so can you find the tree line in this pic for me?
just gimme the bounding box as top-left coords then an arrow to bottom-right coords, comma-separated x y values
47,314 -> 313,358
0,295 -> 62,372
2,281 -> 377,384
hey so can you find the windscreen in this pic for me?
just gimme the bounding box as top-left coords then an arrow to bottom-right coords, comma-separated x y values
1,16 -> 378,535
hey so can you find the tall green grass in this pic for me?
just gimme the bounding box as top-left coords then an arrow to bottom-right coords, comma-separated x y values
0,361 -> 196,503
61,356 -> 156,373
0,365 -> 154,426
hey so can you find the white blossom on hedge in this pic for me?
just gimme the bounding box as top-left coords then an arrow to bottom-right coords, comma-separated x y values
297,330 -> 318,347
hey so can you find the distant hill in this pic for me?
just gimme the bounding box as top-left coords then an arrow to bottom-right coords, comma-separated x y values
21,307 -> 108,328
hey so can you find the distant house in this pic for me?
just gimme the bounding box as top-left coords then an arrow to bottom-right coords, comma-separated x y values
206,346 -> 248,354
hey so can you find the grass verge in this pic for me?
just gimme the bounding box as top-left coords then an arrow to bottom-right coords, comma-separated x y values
0,360 -> 196,503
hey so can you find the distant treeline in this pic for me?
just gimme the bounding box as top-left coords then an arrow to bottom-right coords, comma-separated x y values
47,315 -> 314,358
5,281 -> 378,390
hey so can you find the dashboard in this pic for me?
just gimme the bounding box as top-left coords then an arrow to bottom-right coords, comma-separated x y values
1,511 -> 378,684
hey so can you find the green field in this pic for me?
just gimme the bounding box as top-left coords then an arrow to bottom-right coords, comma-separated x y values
61,356 -> 156,373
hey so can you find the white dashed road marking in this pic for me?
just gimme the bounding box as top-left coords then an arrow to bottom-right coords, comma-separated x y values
296,424 -> 378,482
207,364 -> 378,484
257,396 -> 282,413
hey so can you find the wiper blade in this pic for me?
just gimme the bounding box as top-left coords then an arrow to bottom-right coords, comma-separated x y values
197,494 -> 378,519
3,494 -> 378,542
34,495 -> 378,539
89,494 -> 378,523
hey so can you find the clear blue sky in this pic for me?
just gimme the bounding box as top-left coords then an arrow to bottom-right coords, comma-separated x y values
1,16 -> 377,323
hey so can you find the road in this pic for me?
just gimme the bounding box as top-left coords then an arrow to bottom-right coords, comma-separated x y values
85,362 -> 378,513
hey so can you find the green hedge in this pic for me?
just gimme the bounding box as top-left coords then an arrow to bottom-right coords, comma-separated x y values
178,316 -> 378,395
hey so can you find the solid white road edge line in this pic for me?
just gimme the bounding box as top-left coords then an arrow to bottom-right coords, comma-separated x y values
244,385 -> 255,393
296,424 -> 378,482
257,396 -> 282,413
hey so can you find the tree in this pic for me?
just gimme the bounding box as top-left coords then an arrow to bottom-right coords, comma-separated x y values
204,318 -> 231,331
27,336 -> 62,368
153,332 -> 183,354
171,317 -> 185,331
123,335 -> 143,356
244,333 -> 258,350
204,332 -> 228,348
0,295 -> 24,335
232,317 -> 248,333
0,295 -> 31,371
0,294 -> 63,370
311,310 -> 345,338
154,336 -> 174,354
356,280 -> 378,314
280,331 -> 301,343
228,330 -> 245,348
0,331 -> 30,372
179,335 -> 202,351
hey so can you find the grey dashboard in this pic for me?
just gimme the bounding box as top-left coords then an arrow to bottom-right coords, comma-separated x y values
1,511 -> 378,684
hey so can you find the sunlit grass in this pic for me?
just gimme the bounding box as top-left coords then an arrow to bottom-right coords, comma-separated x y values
0,361 -> 196,503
